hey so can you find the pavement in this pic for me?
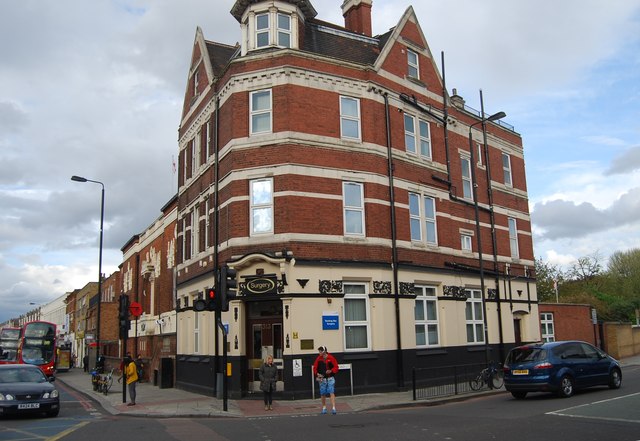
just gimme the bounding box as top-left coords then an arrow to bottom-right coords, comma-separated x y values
55,354 -> 640,419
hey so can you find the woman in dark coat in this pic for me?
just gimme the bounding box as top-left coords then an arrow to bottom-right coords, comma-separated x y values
259,355 -> 278,410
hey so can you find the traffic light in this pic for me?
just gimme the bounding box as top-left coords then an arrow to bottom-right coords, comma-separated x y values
118,294 -> 130,339
194,287 -> 219,311
219,265 -> 237,312
205,287 -> 218,311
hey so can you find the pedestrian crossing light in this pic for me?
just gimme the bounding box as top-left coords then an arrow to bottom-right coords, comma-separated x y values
194,287 -> 218,312
206,287 -> 218,311
118,294 -> 130,339
219,265 -> 237,312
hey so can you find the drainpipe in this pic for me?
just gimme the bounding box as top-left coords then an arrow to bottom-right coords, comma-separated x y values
213,96 -> 221,380
384,90 -> 403,388
440,52 -> 452,187
371,85 -> 403,387
479,90 -> 504,360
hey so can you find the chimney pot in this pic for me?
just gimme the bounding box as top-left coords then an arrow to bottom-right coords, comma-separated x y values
342,0 -> 373,37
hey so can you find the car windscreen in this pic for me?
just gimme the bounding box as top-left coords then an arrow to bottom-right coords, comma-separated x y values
0,368 -> 47,383
507,347 -> 547,364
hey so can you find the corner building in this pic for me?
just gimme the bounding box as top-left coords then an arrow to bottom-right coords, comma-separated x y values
175,0 -> 538,398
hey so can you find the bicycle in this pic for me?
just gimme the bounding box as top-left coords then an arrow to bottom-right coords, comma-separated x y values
90,368 -> 101,391
95,368 -> 114,395
469,361 -> 504,391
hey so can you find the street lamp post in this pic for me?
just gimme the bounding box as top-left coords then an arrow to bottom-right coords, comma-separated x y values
71,175 -> 105,366
468,111 -> 506,365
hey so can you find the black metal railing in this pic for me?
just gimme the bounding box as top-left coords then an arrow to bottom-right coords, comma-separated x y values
412,363 -> 486,400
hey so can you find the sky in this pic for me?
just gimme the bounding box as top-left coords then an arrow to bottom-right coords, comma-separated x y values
1,0 -> 639,323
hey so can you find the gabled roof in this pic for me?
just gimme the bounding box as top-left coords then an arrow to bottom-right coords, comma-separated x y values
206,41 -> 239,78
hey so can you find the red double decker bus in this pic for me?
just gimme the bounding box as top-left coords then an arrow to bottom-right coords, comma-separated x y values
0,327 -> 22,364
18,321 -> 57,377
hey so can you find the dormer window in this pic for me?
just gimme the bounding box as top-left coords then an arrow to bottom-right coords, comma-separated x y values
256,13 -> 270,48
239,5 -> 301,55
277,13 -> 291,47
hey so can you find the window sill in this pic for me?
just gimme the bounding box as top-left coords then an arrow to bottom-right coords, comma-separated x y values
406,76 -> 427,89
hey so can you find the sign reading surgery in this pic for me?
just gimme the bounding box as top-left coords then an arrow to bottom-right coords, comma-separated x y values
322,312 -> 339,330
245,276 -> 278,295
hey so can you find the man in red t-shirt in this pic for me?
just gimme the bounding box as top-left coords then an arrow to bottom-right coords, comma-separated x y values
313,346 -> 339,414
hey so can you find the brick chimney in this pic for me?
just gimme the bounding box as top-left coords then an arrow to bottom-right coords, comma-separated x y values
341,0 -> 373,37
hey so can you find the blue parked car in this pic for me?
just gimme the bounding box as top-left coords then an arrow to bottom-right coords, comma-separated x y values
503,341 -> 622,399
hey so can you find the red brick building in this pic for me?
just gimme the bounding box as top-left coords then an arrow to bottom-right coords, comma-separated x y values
120,196 -> 178,384
539,303 -> 599,346
98,270 -> 122,366
175,0 -> 538,398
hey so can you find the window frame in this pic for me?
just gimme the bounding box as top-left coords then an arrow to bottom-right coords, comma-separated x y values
343,182 -> 365,236
414,285 -> 440,347
540,312 -> 555,342
409,192 -> 421,242
461,234 -> 473,252
461,156 -> 473,200
255,12 -> 270,48
423,195 -> 437,245
250,89 -> 272,135
502,152 -> 513,187
476,142 -> 483,166
206,121 -> 212,158
204,198 -> 210,249
404,114 -> 431,159
508,217 -> 519,258
277,13 -> 291,48
189,138 -> 197,179
343,282 -> 371,351
250,177 -> 274,236
191,208 -> 198,256
465,289 -> 484,344
409,192 -> 437,245
340,96 -> 361,141
407,48 -> 419,79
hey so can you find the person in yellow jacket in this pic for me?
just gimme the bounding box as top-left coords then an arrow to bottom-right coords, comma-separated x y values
124,355 -> 139,406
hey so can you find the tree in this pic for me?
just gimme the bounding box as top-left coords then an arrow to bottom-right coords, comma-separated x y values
534,257 -> 565,302
566,252 -> 603,283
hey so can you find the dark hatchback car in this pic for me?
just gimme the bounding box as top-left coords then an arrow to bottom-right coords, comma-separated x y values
0,364 -> 60,417
503,340 -> 622,399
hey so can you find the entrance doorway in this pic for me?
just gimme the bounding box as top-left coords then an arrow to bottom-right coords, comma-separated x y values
246,300 -> 284,393
513,318 -> 522,345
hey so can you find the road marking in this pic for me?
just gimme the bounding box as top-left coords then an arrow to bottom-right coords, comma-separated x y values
545,413 -> 639,425
547,392 -> 640,424
550,391 -> 640,414
46,420 -> 90,441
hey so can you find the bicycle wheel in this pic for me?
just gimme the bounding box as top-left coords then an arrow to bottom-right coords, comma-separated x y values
491,370 -> 504,389
469,374 -> 484,391
106,375 -> 113,393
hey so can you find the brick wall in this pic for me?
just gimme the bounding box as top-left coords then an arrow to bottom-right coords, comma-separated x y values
539,303 -> 597,345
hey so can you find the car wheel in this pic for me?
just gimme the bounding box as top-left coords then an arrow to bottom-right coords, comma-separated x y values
557,375 -> 574,398
511,391 -> 527,399
608,368 -> 622,389
46,409 -> 60,417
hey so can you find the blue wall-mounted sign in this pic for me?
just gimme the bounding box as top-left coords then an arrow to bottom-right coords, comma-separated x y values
322,312 -> 339,330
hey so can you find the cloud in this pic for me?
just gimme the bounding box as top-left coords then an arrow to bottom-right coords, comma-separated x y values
532,200 -> 610,240
605,146 -> 640,175
532,186 -> 640,241
0,100 -> 28,134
